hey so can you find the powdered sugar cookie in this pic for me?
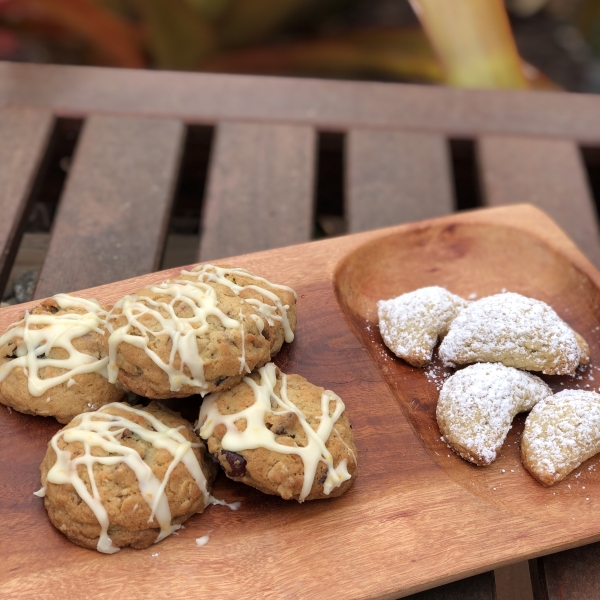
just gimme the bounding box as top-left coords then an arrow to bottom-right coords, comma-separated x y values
377,287 -> 468,367
522,390 -> 600,486
438,293 -> 586,375
437,363 -> 551,466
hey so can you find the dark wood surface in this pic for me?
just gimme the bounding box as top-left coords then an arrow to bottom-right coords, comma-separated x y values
531,542 -> 600,600
198,122 -> 315,260
1,61 -> 600,599
408,572 -> 497,600
33,114 -> 185,298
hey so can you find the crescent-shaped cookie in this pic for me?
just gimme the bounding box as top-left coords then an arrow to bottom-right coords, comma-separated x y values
522,390 -> 600,486
438,293 -> 587,375
378,287 -> 468,367
437,362 -> 552,466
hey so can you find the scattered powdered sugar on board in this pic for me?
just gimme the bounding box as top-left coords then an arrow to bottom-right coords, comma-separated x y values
424,363 -> 452,391
438,293 -> 581,375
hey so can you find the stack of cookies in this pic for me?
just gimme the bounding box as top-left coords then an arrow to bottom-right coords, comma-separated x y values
0,265 -> 358,554
378,287 -> 599,488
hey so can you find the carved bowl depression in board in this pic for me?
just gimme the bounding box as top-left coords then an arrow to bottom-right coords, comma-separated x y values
335,219 -> 600,517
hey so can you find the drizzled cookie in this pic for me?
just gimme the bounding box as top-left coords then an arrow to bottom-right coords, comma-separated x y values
522,390 -> 600,486
437,363 -> 551,466
38,402 -> 217,553
0,295 -> 125,423
179,265 -> 297,357
438,293 -> 588,375
105,265 -> 296,399
378,287 -> 468,367
198,362 -> 358,502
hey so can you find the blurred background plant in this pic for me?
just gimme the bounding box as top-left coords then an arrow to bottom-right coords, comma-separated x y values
0,0 -> 599,91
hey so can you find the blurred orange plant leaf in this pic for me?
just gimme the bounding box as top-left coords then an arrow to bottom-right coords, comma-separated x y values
26,0 -> 144,67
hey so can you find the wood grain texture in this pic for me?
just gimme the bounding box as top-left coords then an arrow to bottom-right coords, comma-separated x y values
3,62 -> 600,142
0,108 -> 54,295
2,206 -> 600,600
198,122 -> 315,260
33,114 -> 185,298
346,129 -> 454,232
478,135 -> 600,267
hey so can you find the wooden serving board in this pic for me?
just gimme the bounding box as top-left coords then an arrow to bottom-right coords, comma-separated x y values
2,205 -> 600,600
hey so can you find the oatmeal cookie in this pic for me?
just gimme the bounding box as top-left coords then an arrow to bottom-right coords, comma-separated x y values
378,287 -> 468,367
198,362 -> 358,502
437,363 -> 551,466
39,402 -> 217,553
177,265 -> 297,357
522,390 -> 600,486
105,275 -> 272,399
438,293 -> 587,375
0,295 -> 125,424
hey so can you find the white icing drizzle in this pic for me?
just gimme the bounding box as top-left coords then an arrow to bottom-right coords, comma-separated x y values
106,280 -> 241,392
199,363 -> 352,502
237,309 -> 250,375
179,265 -> 297,343
43,403 -> 211,554
208,495 -> 241,511
106,265 -> 296,393
0,294 -> 109,396
195,534 -> 211,547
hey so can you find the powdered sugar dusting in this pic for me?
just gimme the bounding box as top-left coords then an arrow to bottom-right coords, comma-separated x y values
438,293 -> 581,375
522,390 -> 600,485
378,287 -> 468,368
437,363 -> 552,465
424,363 -> 452,391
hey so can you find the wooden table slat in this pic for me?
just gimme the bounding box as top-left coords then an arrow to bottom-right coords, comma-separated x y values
34,115 -> 185,299
478,135 -> 600,267
4,62 -> 600,143
346,129 -> 454,232
198,121 -> 315,261
0,108 -> 54,295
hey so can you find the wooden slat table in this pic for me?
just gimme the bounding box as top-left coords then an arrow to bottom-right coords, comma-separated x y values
1,60 -> 600,600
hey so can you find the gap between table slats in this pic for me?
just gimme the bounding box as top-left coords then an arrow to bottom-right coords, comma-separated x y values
405,571 -> 497,600
478,136 -> 600,268
33,115 -> 185,299
198,122 -> 315,261
530,543 -> 600,600
346,129 -> 454,233
0,108 -> 54,296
